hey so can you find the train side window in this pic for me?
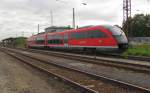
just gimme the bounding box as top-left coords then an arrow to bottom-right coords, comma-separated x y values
77,33 -> 80,39
56,39 -> 59,44
52,40 -> 54,44
84,32 -> 89,38
48,40 -> 52,44
82,32 -> 87,39
70,30 -> 107,39
53,40 -> 56,44
35,37 -> 45,44
76,31 -> 91,39
74,32 -> 84,39
75,33 -> 79,39
79,32 -> 84,39
53,39 -> 63,44
70,32 -> 76,39
58,40 -> 62,44
88,30 -> 107,38
48,39 -> 63,44
71,31 -> 89,39
48,34 -> 63,44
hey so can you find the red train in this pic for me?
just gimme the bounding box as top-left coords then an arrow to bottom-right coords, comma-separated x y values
27,25 -> 128,51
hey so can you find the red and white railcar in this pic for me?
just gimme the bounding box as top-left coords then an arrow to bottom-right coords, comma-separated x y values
27,25 -> 128,51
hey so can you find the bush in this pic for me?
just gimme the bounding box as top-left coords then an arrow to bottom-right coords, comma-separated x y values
14,37 -> 27,48
123,44 -> 150,57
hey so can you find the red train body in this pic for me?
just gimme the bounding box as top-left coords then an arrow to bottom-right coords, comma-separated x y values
27,25 -> 128,51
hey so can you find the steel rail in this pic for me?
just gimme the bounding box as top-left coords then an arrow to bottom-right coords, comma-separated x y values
1,47 -> 150,93
2,49 -> 98,93
18,48 -> 150,73
97,52 -> 150,62
19,47 -> 150,62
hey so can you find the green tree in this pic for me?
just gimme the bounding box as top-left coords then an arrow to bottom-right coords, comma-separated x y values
14,37 -> 27,48
123,14 -> 150,37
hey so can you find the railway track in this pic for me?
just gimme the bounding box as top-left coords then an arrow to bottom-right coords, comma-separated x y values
1,47 -> 150,93
22,48 -> 150,62
97,52 -> 150,62
18,48 -> 150,73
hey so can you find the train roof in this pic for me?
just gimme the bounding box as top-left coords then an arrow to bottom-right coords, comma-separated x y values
29,25 -> 119,38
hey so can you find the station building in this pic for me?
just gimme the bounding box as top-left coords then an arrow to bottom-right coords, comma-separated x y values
44,26 -> 72,33
2,38 -> 17,47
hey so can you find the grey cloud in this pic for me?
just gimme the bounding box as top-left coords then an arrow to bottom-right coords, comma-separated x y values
0,0 -> 149,40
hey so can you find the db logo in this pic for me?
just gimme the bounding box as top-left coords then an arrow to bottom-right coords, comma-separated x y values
99,40 -> 103,44
80,41 -> 86,44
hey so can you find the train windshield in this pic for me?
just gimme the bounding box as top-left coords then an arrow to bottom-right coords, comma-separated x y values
103,25 -> 128,43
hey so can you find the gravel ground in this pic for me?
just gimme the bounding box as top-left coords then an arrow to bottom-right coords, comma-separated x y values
0,51 -> 80,93
17,50 -> 150,90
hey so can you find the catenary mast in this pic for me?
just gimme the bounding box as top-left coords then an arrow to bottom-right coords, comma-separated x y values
123,0 -> 131,36
123,0 -> 131,24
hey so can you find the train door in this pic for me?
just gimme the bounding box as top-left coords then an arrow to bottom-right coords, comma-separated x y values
44,34 -> 47,47
64,33 -> 68,47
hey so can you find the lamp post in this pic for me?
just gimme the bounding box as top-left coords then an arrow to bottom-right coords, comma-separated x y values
56,0 -> 87,29
72,8 -> 75,29
72,3 -> 87,29
38,24 -> 40,34
50,10 -> 54,27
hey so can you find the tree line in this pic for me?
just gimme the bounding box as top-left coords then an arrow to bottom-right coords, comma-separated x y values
123,14 -> 150,37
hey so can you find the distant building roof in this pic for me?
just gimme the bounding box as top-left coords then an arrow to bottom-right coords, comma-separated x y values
45,26 -> 73,33
2,37 -> 17,41
2,37 -> 27,42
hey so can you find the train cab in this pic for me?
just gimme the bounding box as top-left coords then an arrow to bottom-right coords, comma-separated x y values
102,25 -> 128,49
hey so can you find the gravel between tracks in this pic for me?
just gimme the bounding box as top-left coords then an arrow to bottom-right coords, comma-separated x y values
3,48 -> 148,93
15,49 -> 150,90
0,51 -> 81,93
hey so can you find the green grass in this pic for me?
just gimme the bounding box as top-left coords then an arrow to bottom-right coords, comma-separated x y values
123,44 -> 150,57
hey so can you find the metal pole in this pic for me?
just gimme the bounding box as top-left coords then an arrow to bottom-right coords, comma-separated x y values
73,8 -> 75,29
50,11 -> 53,26
123,0 -> 131,37
38,24 -> 39,34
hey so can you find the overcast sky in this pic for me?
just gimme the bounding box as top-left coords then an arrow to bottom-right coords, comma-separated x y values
0,0 -> 149,40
